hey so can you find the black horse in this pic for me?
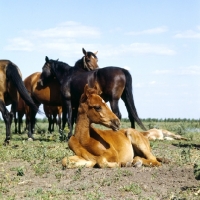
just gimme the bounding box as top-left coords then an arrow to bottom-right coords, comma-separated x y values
39,48 -> 146,139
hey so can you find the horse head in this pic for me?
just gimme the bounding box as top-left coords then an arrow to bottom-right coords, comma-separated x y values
79,83 -> 120,131
38,56 -> 55,86
82,48 -> 99,71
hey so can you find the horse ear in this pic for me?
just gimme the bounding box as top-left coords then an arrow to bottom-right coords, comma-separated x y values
45,56 -> 49,62
94,51 -> 98,55
82,48 -> 87,56
94,82 -> 102,95
84,84 -> 90,96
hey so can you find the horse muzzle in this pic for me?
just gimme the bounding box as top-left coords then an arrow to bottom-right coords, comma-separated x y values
110,119 -> 120,131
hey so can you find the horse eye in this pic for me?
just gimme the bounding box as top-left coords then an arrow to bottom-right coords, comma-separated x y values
94,106 -> 101,112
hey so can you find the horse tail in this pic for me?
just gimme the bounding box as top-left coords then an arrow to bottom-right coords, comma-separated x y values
6,63 -> 39,114
121,69 -> 146,130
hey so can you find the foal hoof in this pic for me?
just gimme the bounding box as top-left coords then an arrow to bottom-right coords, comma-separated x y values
133,161 -> 142,168
27,138 -> 34,142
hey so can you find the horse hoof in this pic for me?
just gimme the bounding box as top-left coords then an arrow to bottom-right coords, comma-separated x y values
125,162 -> 132,167
27,138 -> 34,142
3,140 -> 10,146
133,161 -> 142,168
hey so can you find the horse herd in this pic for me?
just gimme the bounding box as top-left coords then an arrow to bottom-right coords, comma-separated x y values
0,48 -> 186,168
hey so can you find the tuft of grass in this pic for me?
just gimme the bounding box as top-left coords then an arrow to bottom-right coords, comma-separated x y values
120,183 -> 142,195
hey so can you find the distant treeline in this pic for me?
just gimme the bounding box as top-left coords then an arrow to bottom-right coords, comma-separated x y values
121,118 -> 200,123
0,117 -> 199,123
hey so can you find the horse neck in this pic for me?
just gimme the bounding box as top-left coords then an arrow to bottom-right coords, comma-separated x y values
74,106 -> 91,142
54,63 -> 70,84
74,58 -> 85,71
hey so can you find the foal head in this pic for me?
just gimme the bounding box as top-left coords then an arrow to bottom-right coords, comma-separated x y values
79,83 -> 120,131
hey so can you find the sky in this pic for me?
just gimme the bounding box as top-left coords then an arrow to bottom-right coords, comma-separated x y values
1,0 -> 200,119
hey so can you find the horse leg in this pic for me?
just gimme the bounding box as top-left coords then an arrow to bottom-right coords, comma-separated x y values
57,114 -> 61,131
18,112 -> 24,134
125,128 -> 161,167
52,114 -> 57,132
10,102 -> 18,133
96,151 -> 120,168
0,100 -> 12,144
27,109 -> 37,140
62,155 -> 96,169
14,115 -> 18,134
109,99 -> 122,120
62,99 -> 73,140
47,116 -> 51,133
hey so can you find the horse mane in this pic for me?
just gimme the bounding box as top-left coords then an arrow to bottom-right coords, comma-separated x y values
50,59 -> 71,76
74,57 -> 84,69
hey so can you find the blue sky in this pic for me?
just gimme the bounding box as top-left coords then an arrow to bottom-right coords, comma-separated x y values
1,0 -> 200,119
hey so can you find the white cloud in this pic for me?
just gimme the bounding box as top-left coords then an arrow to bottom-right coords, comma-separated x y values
5,21 -> 101,53
149,81 -> 156,85
153,65 -> 200,75
180,65 -> 200,75
127,43 -> 176,56
153,70 -> 173,74
4,22 -> 175,57
28,21 -> 101,38
126,26 -> 168,36
174,26 -> 200,39
5,37 -> 34,51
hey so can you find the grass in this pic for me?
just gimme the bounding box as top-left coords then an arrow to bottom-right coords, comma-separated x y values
0,119 -> 199,199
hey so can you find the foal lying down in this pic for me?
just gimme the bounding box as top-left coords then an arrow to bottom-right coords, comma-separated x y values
62,84 -> 162,168
141,128 -> 188,141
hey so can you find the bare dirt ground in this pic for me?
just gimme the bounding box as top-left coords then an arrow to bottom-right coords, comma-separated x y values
1,141 -> 200,200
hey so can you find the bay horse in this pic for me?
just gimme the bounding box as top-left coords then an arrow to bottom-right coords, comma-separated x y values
0,60 -> 39,144
23,72 -> 62,139
13,96 -> 27,134
39,48 -> 146,139
62,84 -> 161,168
43,105 -> 62,133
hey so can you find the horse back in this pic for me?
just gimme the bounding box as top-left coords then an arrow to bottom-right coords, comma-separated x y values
24,72 -> 62,106
97,67 -> 126,101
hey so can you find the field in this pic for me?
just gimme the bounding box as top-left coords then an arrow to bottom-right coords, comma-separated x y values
0,119 -> 200,200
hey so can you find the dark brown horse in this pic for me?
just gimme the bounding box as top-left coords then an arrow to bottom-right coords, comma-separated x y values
0,60 -> 39,144
19,49 -> 98,140
43,105 -> 62,133
39,48 -> 146,140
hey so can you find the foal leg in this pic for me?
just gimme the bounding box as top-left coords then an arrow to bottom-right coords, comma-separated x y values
62,136 -> 97,168
96,151 -> 120,168
126,128 -> 161,167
